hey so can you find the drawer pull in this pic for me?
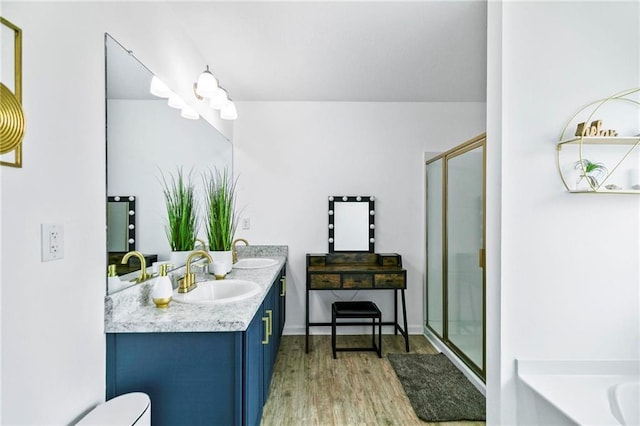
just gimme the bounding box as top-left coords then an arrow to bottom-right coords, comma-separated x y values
280,277 -> 286,296
262,316 -> 270,345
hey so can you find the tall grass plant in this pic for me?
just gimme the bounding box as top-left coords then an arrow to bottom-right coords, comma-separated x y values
160,168 -> 198,251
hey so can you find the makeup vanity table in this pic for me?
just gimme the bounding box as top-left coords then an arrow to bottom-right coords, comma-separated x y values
305,196 -> 410,353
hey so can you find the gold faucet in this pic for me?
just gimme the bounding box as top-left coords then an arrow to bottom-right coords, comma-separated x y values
232,238 -> 249,264
195,238 -> 208,251
121,251 -> 149,283
178,250 -> 213,293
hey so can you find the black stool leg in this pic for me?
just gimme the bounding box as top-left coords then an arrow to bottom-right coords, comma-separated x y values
377,313 -> 382,358
331,305 -> 337,359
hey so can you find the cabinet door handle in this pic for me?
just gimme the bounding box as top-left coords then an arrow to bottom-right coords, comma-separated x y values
280,277 -> 286,296
262,317 -> 270,345
266,309 -> 273,337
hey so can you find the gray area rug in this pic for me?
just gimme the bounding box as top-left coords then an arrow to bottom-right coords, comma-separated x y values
388,353 -> 485,422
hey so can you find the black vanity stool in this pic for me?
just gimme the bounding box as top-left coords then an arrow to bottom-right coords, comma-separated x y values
331,301 -> 382,359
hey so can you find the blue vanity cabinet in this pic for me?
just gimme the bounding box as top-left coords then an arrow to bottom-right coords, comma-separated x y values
243,302 -> 266,426
106,267 -> 286,426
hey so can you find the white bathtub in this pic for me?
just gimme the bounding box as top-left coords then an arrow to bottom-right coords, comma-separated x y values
609,381 -> 639,426
517,360 -> 639,425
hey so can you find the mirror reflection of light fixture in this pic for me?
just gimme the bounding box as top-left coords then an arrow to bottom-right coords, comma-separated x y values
195,65 -> 219,98
167,92 -> 186,109
150,76 -> 171,98
181,105 -> 199,120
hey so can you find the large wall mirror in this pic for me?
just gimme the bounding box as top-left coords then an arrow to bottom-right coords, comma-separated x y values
328,196 -> 375,253
105,33 -> 233,293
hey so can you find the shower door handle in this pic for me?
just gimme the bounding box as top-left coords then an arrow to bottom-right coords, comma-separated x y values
478,248 -> 485,269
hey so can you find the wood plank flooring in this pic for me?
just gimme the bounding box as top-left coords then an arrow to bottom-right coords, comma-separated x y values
261,335 -> 485,426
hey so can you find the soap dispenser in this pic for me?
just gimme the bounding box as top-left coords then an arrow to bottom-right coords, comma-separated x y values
107,264 -> 122,293
152,264 -> 173,308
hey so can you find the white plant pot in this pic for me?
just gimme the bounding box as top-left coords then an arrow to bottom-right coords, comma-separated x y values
169,250 -> 192,268
208,250 -> 233,274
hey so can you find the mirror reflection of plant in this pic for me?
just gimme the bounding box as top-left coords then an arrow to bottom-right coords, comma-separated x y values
574,158 -> 608,188
160,168 -> 199,252
203,168 -> 239,252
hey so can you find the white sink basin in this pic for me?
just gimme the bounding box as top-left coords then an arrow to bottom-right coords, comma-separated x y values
233,257 -> 278,269
172,279 -> 261,305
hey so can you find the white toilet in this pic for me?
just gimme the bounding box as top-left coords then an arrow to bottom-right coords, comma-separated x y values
76,392 -> 150,425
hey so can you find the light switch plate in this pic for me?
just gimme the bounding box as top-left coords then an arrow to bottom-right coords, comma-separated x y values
41,223 -> 64,262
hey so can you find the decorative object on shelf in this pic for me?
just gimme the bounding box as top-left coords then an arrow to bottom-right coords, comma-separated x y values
556,87 -> 640,194
575,120 -> 618,137
160,168 -> 198,266
203,167 -> 240,273
0,17 -> 24,168
152,264 -> 173,308
574,158 -> 608,190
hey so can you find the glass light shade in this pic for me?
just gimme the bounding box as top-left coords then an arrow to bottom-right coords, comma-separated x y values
220,101 -> 238,120
209,88 -> 228,110
150,76 -> 171,98
167,92 -> 186,109
181,105 -> 200,120
196,66 -> 218,98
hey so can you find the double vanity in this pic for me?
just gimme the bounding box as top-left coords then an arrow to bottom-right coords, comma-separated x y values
105,246 -> 287,426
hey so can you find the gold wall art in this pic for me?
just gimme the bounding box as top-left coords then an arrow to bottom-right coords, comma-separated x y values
0,17 -> 24,168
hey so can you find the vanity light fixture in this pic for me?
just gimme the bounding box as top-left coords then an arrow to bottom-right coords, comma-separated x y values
193,65 -> 238,120
150,76 -> 171,98
209,88 -> 228,110
220,100 -> 238,120
194,65 -> 218,98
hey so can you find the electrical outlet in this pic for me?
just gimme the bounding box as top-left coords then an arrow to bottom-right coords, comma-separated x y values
242,218 -> 250,230
41,223 -> 64,262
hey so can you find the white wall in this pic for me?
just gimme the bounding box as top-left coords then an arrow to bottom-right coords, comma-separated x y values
233,102 -> 485,336
487,2 -> 640,423
0,2 -> 229,424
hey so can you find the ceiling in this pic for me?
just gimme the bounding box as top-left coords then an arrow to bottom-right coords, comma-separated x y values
164,1 -> 488,103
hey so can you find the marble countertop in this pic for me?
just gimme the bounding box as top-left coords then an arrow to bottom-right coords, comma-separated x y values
105,246 -> 287,333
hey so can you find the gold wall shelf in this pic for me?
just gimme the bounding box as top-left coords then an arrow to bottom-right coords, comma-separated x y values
556,88 -> 640,194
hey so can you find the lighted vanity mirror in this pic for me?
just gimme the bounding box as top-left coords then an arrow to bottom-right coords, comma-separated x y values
328,196 -> 375,253
107,195 -> 136,252
105,33 -> 232,294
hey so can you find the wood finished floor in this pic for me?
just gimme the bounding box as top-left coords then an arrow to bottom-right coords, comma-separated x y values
261,335 -> 485,426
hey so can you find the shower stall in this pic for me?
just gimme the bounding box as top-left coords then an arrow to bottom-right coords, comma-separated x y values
425,134 -> 486,380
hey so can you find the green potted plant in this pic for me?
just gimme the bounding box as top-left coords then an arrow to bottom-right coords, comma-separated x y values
160,168 -> 199,267
574,158 -> 608,190
203,167 -> 239,274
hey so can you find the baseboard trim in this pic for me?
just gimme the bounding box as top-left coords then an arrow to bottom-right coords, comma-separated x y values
283,324 -> 424,336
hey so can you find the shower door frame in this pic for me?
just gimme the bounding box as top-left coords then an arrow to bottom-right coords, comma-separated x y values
425,133 -> 486,381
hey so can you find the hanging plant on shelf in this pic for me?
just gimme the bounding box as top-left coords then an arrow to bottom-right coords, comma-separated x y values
574,159 -> 608,190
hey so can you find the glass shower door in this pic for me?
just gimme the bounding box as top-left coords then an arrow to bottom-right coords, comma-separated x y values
425,159 -> 444,337
445,143 -> 484,371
